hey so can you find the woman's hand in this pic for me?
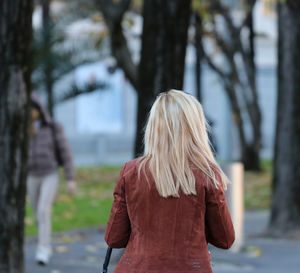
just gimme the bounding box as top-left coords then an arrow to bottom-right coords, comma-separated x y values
67,181 -> 77,195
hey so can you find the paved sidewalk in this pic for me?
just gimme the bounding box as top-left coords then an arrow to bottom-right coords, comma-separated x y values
25,210 -> 300,273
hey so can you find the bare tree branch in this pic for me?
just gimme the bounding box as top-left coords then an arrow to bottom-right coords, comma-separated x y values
200,0 -> 262,169
202,50 -> 227,80
57,80 -> 107,103
96,0 -> 138,90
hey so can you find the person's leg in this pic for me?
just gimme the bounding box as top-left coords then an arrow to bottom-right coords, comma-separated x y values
27,175 -> 41,216
36,171 -> 59,263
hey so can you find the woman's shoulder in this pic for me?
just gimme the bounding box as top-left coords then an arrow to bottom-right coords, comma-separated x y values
121,157 -> 143,177
193,166 -> 220,191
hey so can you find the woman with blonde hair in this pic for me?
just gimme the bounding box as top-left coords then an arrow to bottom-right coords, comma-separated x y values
105,90 -> 235,273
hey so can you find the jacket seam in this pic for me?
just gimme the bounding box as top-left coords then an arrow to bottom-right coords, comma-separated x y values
106,163 -> 127,245
212,188 -> 229,248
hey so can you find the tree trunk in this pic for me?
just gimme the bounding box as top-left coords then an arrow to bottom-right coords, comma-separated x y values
269,0 -> 300,237
41,0 -> 54,117
98,0 -> 192,156
134,0 -> 192,156
245,3 -> 262,171
0,0 -> 33,272
46,72 -> 54,117
42,0 -> 50,21
195,13 -> 203,103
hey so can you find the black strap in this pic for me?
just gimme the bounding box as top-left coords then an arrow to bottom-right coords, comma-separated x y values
102,247 -> 112,273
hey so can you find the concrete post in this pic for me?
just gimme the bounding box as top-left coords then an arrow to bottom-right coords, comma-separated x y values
222,162 -> 244,252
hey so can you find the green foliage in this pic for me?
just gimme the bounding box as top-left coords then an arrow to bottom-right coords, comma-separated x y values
192,0 -> 210,20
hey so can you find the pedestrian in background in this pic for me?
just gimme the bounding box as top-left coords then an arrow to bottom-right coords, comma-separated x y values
27,93 -> 76,265
105,90 -> 235,273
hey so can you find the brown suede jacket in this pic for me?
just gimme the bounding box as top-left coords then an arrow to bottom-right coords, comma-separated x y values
105,159 -> 235,273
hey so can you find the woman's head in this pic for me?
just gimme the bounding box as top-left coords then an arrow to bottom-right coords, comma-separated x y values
30,101 -> 41,121
139,89 -> 228,198
30,93 -> 51,125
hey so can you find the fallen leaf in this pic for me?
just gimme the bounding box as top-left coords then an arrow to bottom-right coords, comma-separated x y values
85,245 -> 97,253
56,195 -> 73,203
25,217 -> 34,225
242,246 -> 263,258
86,256 -> 98,262
54,245 -> 70,253
62,211 -> 73,219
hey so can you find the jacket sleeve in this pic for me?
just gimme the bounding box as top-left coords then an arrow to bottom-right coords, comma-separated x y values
54,123 -> 75,181
105,164 -> 131,248
205,173 -> 235,249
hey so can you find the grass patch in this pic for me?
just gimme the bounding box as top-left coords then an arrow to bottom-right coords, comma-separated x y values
25,166 -> 122,236
25,163 -> 272,235
244,170 -> 271,210
261,159 -> 273,173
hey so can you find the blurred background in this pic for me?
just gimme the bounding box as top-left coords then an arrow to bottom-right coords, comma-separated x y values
1,0 -> 300,273
32,0 -> 276,166
26,0 -> 276,229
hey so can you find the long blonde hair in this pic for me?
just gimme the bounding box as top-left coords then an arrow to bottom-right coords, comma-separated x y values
138,89 -> 229,198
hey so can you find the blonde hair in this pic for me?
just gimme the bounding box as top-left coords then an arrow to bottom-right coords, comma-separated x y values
138,89 -> 229,198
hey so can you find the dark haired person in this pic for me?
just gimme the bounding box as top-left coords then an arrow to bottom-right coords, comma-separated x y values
27,93 -> 76,265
